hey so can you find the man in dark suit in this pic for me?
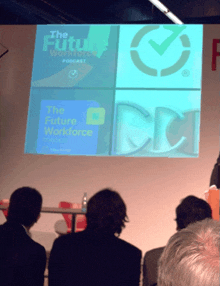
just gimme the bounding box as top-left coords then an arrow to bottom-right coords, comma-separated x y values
0,186 -> 46,286
142,195 -> 212,286
49,188 -> 142,286
210,152 -> 220,188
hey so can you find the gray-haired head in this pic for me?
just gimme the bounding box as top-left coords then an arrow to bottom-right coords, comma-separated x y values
158,218 -> 220,286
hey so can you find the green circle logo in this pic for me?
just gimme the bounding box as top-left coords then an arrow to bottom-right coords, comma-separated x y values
130,25 -> 190,77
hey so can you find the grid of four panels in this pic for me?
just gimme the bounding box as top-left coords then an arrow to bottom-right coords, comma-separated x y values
25,25 -> 203,157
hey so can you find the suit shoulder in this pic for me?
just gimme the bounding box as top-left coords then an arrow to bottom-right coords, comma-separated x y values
0,223 -> 7,232
117,237 -> 142,255
31,238 -> 46,252
52,232 -> 80,246
0,224 -> 5,239
26,236 -> 46,258
144,246 -> 165,260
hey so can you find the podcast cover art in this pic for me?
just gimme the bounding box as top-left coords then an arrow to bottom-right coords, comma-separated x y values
31,25 -> 119,88
36,100 -> 101,155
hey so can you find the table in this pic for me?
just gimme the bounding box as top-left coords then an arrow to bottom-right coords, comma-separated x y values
0,205 -> 86,232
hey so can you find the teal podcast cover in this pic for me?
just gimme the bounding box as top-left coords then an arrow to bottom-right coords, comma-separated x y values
31,25 -> 119,88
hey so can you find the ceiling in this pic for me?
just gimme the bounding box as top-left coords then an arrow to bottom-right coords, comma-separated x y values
1,0 -> 220,25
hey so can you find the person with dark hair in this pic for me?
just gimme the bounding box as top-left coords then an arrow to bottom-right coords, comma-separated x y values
142,195 -> 212,286
0,186 -> 46,286
49,188 -> 142,286
210,152 -> 220,188
86,188 -> 129,236
175,195 -> 212,230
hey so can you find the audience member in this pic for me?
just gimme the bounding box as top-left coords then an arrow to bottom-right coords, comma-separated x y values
0,186 -> 46,286
210,152 -> 220,188
157,218 -> 219,286
142,195 -> 212,286
49,188 -> 142,286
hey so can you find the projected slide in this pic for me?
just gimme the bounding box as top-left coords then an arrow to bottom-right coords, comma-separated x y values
25,24 -> 203,157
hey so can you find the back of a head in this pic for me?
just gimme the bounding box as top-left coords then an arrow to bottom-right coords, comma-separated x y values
86,188 -> 128,236
7,186 -> 42,227
158,218 -> 220,286
175,195 -> 212,230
